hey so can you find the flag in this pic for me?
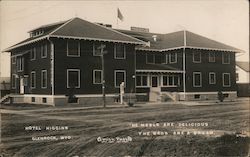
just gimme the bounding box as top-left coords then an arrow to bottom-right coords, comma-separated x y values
117,8 -> 124,21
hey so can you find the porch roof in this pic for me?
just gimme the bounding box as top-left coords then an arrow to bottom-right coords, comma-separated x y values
136,63 -> 183,73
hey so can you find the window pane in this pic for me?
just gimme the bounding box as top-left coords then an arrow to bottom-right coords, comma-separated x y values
142,76 -> 147,86
42,44 -> 47,57
12,75 -> 16,88
42,71 -> 47,88
31,48 -> 36,60
224,74 -> 230,86
209,73 -> 215,84
94,70 -> 102,84
209,52 -> 215,62
115,44 -> 125,58
170,53 -> 176,63
174,76 -> 179,86
68,40 -> 79,56
194,73 -> 201,86
31,72 -> 36,88
223,53 -> 230,63
136,76 -> 142,86
147,53 -> 154,63
169,76 -> 174,85
163,76 -> 168,86
68,70 -> 79,88
116,71 -> 125,87
193,52 -> 201,62
93,43 -> 102,56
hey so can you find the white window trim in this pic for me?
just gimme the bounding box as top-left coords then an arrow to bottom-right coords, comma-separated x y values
193,72 -> 202,87
41,70 -> 47,89
12,56 -> 16,64
17,57 -> 24,72
93,70 -> 103,84
136,74 -> 149,87
67,40 -> 80,57
209,72 -> 216,84
223,73 -> 231,87
169,53 -> 177,64
31,48 -> 36,61
193,52 -> 201,63
114,44 -> 126,59
31,71 -> 36,89
222,53 -> 230,64
114,70 -> 126,88
162,75 -> 179,87
93,43 -> 102,56
41,44 -> 47,58
12,74 -> 16,89
209,52 -> 215,62
146,53 -> 155,64
67,69 -> 81,88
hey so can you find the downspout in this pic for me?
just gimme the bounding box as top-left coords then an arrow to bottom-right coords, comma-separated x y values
183,30 -> 186,100
47,37 -> 55,104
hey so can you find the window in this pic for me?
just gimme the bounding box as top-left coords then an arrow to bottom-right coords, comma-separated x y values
236,73 -> 239,81
31,97 -> 35,102
193,72 -> 202,87
193,51 -> 201,63
115,70 -> 126,88
93,70 -> 102,84
209,72 -> 216,84
162,53 -> 168,64
17,56 -> 24,72
11,74 -> 16,89
67,69 -> 80,88
31,71 -> 36,89
209,52 -> 215,62
223,73 -> 231,87
31,48 -> 36,60
67,40 -> 80,57
194,94 -> 200,99
93,43 -> 102,56
41,70 -> 47,88
222,53 -> 230,64
12,57 -> 16,64
42,98 -> 47,103
114,44 -> 126,59
41,44 -> 47,58
162,75 -> 179,86
146,53 -> 155,64
136,75 -> 148,87
169,53 -> 177,63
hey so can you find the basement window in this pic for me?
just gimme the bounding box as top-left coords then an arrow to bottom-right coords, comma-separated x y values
31,97 -> 35,102
194,94 -> 200,99
42,98 -> 47,103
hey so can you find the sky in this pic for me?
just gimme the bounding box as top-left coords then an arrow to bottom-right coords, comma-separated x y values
0,0 -> 249,77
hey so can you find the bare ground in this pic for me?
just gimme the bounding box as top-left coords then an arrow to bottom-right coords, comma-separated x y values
1,100 -> 250,157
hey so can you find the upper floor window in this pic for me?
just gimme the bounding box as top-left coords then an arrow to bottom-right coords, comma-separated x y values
93,43 -> 102,56
67,40 -> 80,57
114,44 -> 126,59
67,69 -> 80,88
17,56 -> 24,72
12,56 -> 16,64
209,72 -> 216,84
93,70 -> 102,84
146,53 -> 155,64
223,73 -> 231,87
31,71 -> 36,89
193,51 -> 201,63
31,48 -> 36,60
115,70 -> 126,88
41,44 -> 47,58
136,75 -> 148,87
209,52 -> 215,62
41,70 -> 47,88
222,52 -> 230,64
169,53 -> 177,63
162,53 -> 168,64
236,73 -> 239,81
193,72 -> 202,87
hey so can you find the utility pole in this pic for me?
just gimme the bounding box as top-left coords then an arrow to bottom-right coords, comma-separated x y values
98,44 -> 107,108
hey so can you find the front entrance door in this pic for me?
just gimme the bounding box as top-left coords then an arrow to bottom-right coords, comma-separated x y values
151,76 -> 158,87
20,77 -> 24,94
